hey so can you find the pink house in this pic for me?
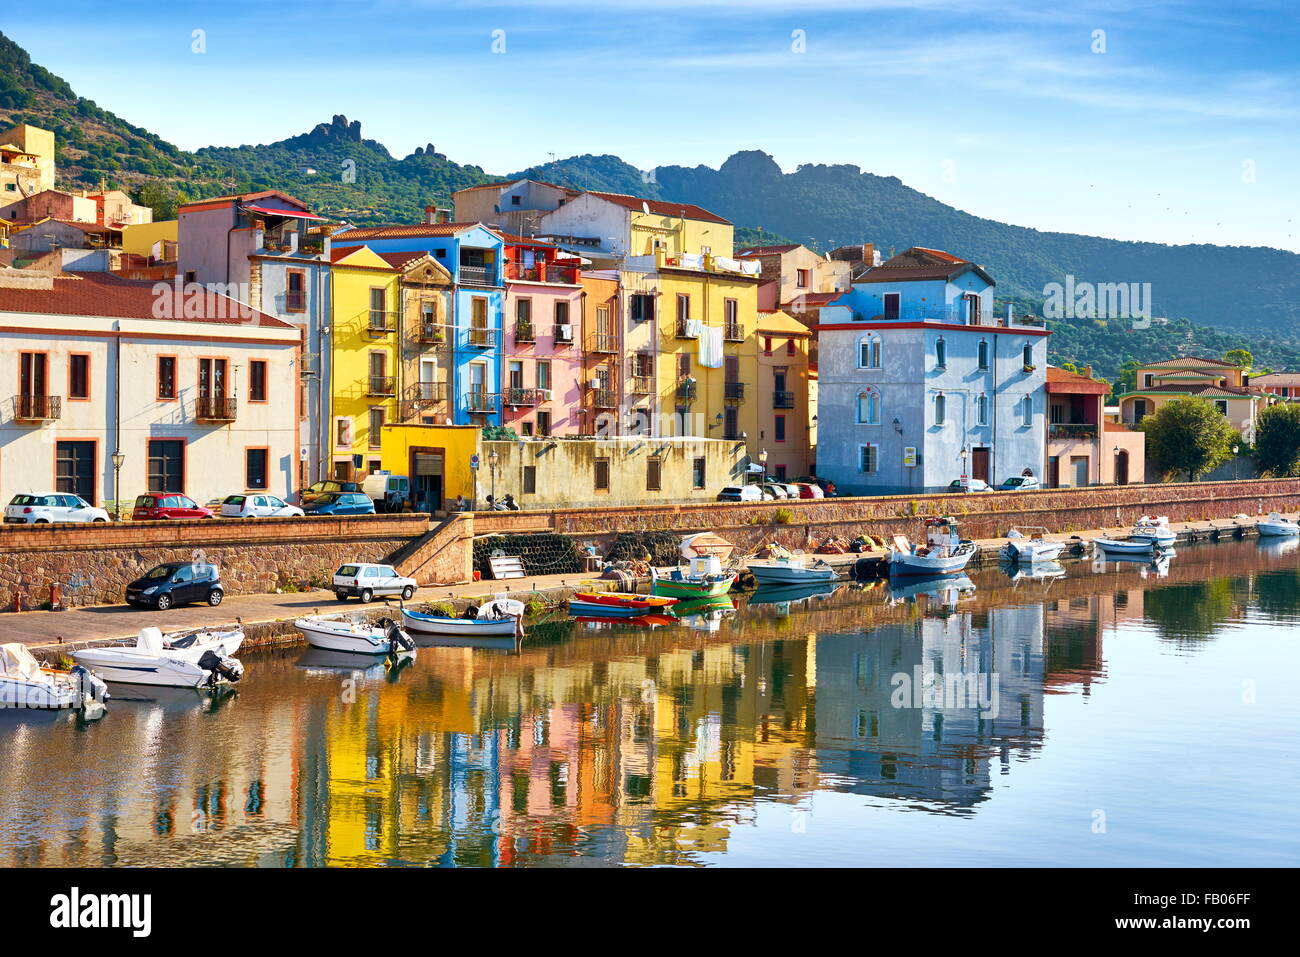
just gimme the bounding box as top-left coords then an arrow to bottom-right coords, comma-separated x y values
501,235 -> 586,436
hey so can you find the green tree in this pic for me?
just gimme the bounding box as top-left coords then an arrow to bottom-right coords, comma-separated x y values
1254,403 -> 1300,477
1224,348 -> 1253,369
1141,397 -> 1239,480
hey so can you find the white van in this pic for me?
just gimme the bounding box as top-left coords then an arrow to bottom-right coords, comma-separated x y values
361,472 -> 410,512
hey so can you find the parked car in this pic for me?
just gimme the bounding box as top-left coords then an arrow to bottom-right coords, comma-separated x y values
332,563 -> 417,602
304,492 -> 376,516
761,482 -> 790,499
718,485 -> 763,503
219,494 -> 305,518
132,493 -> 214,520
996,475 -> 1042,492
361,472 -> 411,512
4,493 -> 110,524
794,476 -> 837,496
778,483 -> 803,499
791,483 -> 825,499
946,479 -> 992,493
297,480 -> 362,505
125,561 -> 223,610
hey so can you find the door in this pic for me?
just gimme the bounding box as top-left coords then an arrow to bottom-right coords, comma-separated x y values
1115,449 -> 1130,485
1071,455 -> 1090,487
19,352 -> 47,417
171,564 -> 198,603
55,441 -> 96,504
1047,455 -> 1060,488
412,449 -> 444,512
971,447 -> 991,484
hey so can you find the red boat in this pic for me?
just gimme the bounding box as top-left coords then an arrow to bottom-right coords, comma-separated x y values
569,592 -> 679,617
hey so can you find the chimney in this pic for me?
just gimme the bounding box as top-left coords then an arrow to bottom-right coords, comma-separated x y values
424,205 -> 438,225
1083,364 -> 1093,379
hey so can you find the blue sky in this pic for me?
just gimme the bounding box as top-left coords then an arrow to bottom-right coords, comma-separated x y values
8,0 -> 1298,250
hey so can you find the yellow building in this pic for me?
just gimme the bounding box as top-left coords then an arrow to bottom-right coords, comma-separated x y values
0,123 -> 55,194
378,422 -> 479,510
121,220 -> 178,259
751,309 -> 814,479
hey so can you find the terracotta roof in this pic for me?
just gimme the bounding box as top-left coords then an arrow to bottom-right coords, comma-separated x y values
1130,383 -> 1261,399
1104,421 -> 1135,432
499,232 -> 559,247
1252,372 -> 1300,385
177,189 -> 309,213
909,246 -> 967,264
329,221 -> 497,241
453,179 -> 578,196
857,246 -> 993,286
50,220 -> 122,235
735,244 -> 803,257
1046,366 -> 1108,394
583,191 -> 731,225
0,272 -> 294,328
1141,355 -> 1238,369
782,292 -> 841,309
374,250 -> 434,270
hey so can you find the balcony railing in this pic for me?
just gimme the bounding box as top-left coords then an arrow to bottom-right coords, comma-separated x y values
468,327 -> 498,348
364,310 -> 398,337
587,333 -> 618,354
773,390 -> 795,409
725,381 -> 745,401
676,378 -> 697,401
589,387 -> 617,409
513,322 -> 535,343
553,324 -> 575,344
1048,422 -> 1098,440
676,318 -> 698,339
417,321 -> 445,344
504,387 -> 545,407
400,382 -> 448,420
724,321 -> 744,342
504,262 -> 580,284
628,375 -> 655,395
367,376 -> 397,397
13,394 -> 61,421
458,263 -> 495,285
196,395 -> 237,422
466,392 -> 499,413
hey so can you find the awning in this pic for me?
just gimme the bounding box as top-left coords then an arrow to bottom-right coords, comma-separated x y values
241,205 -> 328,221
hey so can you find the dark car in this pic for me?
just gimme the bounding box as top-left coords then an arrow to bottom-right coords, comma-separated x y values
132,493 -> 214,520
304,492 -> 376,516
297,480 -> 361,505
125,561 -> 223,610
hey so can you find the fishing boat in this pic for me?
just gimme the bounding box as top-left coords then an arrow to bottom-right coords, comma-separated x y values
1256,512 -> 1300,537
1129,515 -> 1177,547
886,517 -> 977,576
747,555 -> 839,585
1,643 -> 108,717
1092,536 -> 1157,555
568,591 -> 678,618
294,616 -> 416,656
72,627 -> 244,689
651,555 -> 738,599
402,598 -> 525,637
999,526 -> 1066,564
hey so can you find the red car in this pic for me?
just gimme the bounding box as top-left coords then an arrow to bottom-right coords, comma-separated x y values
132,493 -> 214,521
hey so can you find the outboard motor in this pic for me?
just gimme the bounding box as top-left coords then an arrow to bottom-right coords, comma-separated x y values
383,618 -> 415,652
70,665 -> 110,705
198,650 -> 244,686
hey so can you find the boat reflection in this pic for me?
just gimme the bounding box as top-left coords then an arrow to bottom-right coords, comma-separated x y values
886,573 -> 975,610
747,581 -> 844,609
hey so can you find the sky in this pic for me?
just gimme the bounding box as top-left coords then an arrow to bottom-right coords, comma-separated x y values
7,0 -> 1299,251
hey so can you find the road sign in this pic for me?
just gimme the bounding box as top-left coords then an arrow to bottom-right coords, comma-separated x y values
470,454 -> 480,470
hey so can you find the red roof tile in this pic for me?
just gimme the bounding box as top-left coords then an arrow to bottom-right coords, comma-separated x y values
329,221 -> 497,241
736,244 -> 803,257
1046,366 -> 1108,394
583,191 -> 731,225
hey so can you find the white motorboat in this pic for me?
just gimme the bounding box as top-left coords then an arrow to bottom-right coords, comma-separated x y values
1129,515 -> 1176,546
1092,536 -> 1157,556
402,597 -> 525,638
0,643 -> 108,717
72,627 -> 244,689
294,615 -> 416,656
747,555 -> 839,585
999,526 -> 1066,564
1257,512 -> 1300,537
887,517 -> 977,576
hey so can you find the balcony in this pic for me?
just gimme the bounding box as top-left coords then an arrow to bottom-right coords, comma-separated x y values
504,387 -> 545,407
1048,422 -> 1099,441
725,381 -> 745,402
676,378 -> 697,402
553,324 -> 575,344
13,394 -> 61,422
773,390 -> 795,409
588,387 -> 617,409
400,382 -> 448,420
468,327 -> 498,348
504,262 -> 580,284
196,395 -> 237,422
724,321 -> 744,342
416,321 -> 445,344
628,375 -> 655,395
513,322 -> 536,343
676,318 -> 698,339
364,310 -> 398,338
587,333 -> 618,354
458,263 -> 495,286
466,392 -> 499,413
367,376 -> 396,397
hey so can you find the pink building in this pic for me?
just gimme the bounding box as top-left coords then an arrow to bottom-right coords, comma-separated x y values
500,235 -> 586,437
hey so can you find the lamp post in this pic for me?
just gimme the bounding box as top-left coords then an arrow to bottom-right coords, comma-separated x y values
759,447 -> 768,480
1112,445 -> 1120,485
111,450 -> 125,520
960,446 -> 969,479
488,447 -> 499,506
1232,444 -> 1240,481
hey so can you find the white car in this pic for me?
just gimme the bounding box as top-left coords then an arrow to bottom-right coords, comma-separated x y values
4,493 -> 110,524
219,494 -> 305,518
997,475 -> 1042,492
718,485 -> 763,502
332,563 -> 417,602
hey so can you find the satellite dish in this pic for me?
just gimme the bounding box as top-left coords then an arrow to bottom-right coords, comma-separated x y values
642,201 -> 650,215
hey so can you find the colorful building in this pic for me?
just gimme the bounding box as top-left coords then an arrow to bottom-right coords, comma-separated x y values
1116,355 -> 1270,441
752,309 -> 815,479
1045,366 -> 1144,486
581,269 -> 621,435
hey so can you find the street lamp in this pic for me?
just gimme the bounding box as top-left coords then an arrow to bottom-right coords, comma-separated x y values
960,447 -> 969,476
111,450 -> 125,520
1112,445 -> 1120,485
1232,444 -> 1240,480
488,447 -> 499,506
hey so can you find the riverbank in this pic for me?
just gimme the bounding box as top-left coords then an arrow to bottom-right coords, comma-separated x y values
12,509 -> 1288,660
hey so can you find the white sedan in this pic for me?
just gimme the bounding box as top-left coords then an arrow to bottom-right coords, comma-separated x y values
4,493 -> 110,524
333,563 -> 417,602
219,494 -> 305,518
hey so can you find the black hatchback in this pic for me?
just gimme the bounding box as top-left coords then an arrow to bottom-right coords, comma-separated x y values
125,561 -> 224,610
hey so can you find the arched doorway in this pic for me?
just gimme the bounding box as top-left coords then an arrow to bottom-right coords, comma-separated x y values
1114,449 -> 1129,485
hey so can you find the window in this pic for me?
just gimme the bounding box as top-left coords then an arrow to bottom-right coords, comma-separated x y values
964,292 -> 981,325
198,357 -> 228,398
631,294 -> 655,323
369,408 -> 384,449
249,360 -> 267,402
594,457 -> 611,492
796,268 -> 810,289
1021,395 -> 1034,425
935,337 -> 946,369
774,415 -> 786,442
677,353 -> 691,378
536,360 -> 551,392
763,336 -> 773,356
1022,343 -> 1034,369
774,465 -> 787,481
509,361 -> 524,389
68,354 -> 89,400
1216,399 -> 1229,416
536,410 -> 551,436
786,338 -> 797,356
692,457 -> 706,489
724,406 -> 739,439
676,293 -> 690,323
516,298 -> 531,325
860,445 -> 878,474
882,293 -> 901,319
1143,373 -> 1153,388
245,448 -> 269,490
725,298 -> 738,327
976,393 -> 989,426
1133,399 -> 1148,424
859,337 -> 881,369
157,356 -> 177,399
19,351 -> 47,401
554,300 -> 569,326
522,421 -> 534,436
523,466 -> 536,493
647,458 -> 662,491
511,195 -> 521,206
147,439 -> 184,493
977,340 -> 989,371
857,389 -> 880,425
369,287 -> 387,327
336,417 -> 353,449
286,270 -> 306,312
935,393 -> 946,425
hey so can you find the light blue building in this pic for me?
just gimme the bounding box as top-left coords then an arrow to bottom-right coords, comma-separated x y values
817,247 -> 1049,495
328,220 -> 505,426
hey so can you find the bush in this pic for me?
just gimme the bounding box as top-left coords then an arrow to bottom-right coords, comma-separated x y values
1255,403 -> 1300,477
774,507 -> 795,524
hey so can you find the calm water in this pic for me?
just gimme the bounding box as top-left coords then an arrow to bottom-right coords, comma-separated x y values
3,538 -> 1299,868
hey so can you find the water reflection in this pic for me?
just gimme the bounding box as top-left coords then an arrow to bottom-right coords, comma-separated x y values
2,539 -> 1298,867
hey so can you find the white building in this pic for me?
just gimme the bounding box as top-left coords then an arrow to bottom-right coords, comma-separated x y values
0,269 -> 301,509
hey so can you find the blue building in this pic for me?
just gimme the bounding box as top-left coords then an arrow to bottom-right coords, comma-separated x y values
328,220 -> 504,426
817,247 -> 1049,495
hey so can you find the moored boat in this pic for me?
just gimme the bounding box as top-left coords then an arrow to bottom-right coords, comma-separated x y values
402,598 -> 525,637
651,555 -> 738,598
1092,536 -> 1156,555
887,517 -> 977,576
1256,512 -> 1300,537
294,616 -> 416,656
1,643 -> 108,717
747,555 -> 838,585
1129,515 -> 1176,546
999,526 -> 1066,564
569,592 -> 678,618
72,627 -> 243,689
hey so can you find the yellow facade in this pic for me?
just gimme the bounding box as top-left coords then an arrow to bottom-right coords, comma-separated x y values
752,309 -> 814,479
329,247 -> 401,479
378,423 -> 480,507
628,209 -> 734,261
120,219 -> 178,258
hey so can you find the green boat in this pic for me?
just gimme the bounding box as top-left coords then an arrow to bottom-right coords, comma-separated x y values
651,557 -> 737,599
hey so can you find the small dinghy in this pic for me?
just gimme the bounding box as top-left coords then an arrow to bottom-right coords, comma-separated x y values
0,643 -> 108,717
402,598 -> 526,637
72,627 -> 243,689
747,555 -> 838,585
294,616 -> 416,656
999,526 -> 1066,564
1256,512 -> 1300,537
651,556 -> 737,599
1129,515 -> 1176,546
887,517 -> 976,576
569,591 -> 678,618
1092,536 -> 1156,555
